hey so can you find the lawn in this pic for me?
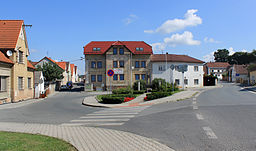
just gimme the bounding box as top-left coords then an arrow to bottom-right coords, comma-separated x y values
0,131 -> 77,151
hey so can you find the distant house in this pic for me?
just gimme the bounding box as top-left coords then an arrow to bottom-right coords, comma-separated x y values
0,20 -> 35,103
228,64 -> 249,83
249,65 -> 256,85
151,54 -> 205,88
70,64 -> 76,83
204,62 -> 230,80
34,71 -> 44,98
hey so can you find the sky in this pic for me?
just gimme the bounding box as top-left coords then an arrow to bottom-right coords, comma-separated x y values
1,0 -> 256,74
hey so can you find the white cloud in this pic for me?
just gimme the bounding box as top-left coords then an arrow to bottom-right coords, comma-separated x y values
228,47 -> 235,55
144,9 -> 202,34
204,37 -> 220,43
163,31 -> 201,47
123,14 -> 138,25
151,42 -> 166,52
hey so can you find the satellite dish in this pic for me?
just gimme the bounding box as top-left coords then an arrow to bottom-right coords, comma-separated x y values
6,50 -> 12,56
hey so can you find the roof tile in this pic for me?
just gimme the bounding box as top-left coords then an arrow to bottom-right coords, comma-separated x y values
151,54 -> 204,63
0,51 -> 13,64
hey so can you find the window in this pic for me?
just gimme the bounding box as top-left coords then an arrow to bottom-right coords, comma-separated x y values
119,48 -> 124,55
97,75 -> 102,82
159,65 -> 166,71
97,61 -> 102,68
175,79 -> 180,85
18,77 -> 24,90
113,74 -> 118,81
119,61 -> 124,68
18,51 -> 23,63
212,69 -> 214,72
120,74 -> 124,80
91,75 -> 96,82
141,74 -> 146,80
135,74 -> 140,80
135,61 -> 140,68
91,61 -> 96,68
194,79 -> 199,85
194,66 -> 199,72
28,78 -> 32,89
141,61 -> 146,68
184,79 -> 188,85
93,48 -> 101,51
218,70 -> 220,72
113,48 -> 117,55
136,47 -> 143,51
113,61 -> 118,68
0,76 -> 7,92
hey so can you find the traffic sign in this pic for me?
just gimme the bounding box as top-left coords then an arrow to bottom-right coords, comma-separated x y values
107,69 -> 114,77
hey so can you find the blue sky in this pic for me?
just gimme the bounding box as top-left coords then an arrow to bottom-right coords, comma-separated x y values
1,0 -> 256,74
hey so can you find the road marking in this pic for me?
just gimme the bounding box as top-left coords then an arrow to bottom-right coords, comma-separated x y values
203,127 -> 218,139
193,105 -> 198,110
192,101 -> 196,104
71,119 -> 130,122
80,115 -> 135,118
87,113 -> 139,116
196,113 -> 204,120
193,98 -> 196,101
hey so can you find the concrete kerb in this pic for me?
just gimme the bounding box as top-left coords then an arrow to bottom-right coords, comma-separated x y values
0,122 -> 175,151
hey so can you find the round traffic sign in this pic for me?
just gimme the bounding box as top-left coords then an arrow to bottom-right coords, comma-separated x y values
107,69 -> 114,77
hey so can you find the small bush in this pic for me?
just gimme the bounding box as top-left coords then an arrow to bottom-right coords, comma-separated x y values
133,80 -> 147,90
146,92 -> 172,101
133,90 -> 146,94
101,96 -> 124,104
112,87 -> 133,94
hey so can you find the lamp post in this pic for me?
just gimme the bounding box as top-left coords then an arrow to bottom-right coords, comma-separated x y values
165,52 -> 168,90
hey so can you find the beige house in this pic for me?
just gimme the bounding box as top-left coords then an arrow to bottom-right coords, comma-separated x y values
84,41 -> 152,90
0,20 -> 35,103
249,65 -> 256,85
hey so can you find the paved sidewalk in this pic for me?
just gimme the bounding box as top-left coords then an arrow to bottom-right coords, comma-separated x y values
0,122 -> 174,151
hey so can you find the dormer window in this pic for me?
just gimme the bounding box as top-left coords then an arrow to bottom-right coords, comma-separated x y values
93,48 -> 101,51
136,47 -> 144,51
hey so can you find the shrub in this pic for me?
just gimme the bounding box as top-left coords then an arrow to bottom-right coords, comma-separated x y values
124,97 -> 135,102
152,78 -> 169,91
133,90 -> 146,94
112,87 -> 133,94
133,80 -> 147,90
101,96 -> 124,104
146,92 -> 172,101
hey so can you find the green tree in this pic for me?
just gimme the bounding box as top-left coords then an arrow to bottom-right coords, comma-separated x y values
152,78 -> 169,91
36,63 -> 64,82
228,52 -> 251,65
133,80 -> 147,90
214,49 -> 229,62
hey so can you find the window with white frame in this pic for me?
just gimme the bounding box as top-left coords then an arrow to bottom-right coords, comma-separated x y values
0,76 -> 7,92
159,65 -> 166,71
194,79 -> 199,85
18,77 -> 24,90
194,66 -> 199,72
175,79 -> 180,85
184,79 -> 188,85
18,51 -> 24,63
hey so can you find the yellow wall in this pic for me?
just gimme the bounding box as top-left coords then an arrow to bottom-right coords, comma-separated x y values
250,70 -> 256,85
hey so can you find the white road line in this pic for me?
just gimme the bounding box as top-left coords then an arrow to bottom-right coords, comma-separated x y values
193,98 -> 196,101
80,115 -> 135,118
192,101 -> 196,104
70,119 -> 130,122
196,113 -> 204,120
193,105 -> 198,110
203,127 -> 218,139
61,123 -> 124,126
87,113 -> 139,116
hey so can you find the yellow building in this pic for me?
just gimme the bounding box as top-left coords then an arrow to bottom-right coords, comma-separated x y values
250,69 -> 256,85
0,20 -> 35,103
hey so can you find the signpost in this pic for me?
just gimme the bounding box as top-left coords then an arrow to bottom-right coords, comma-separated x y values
176,64 -> 188,90
107,69 -> 114,91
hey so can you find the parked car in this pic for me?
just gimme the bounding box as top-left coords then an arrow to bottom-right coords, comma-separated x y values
60,85 -> 68,91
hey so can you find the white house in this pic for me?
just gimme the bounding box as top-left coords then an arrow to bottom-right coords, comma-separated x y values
204,62 -> 230,80
34,71 -> 44,98
151,54 -> 205,88
228,64 -> 249,83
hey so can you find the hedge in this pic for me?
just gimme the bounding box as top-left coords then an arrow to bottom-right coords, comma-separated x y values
112,88 -> 133,94
146,92 -> 172,101
133,90 -> 146,94
100,94 -> 137,104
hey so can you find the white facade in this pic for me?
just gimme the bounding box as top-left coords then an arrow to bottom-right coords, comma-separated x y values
152,62 -> 204,88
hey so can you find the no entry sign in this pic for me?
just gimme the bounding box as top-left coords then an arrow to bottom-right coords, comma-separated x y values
107,69 -> 114,77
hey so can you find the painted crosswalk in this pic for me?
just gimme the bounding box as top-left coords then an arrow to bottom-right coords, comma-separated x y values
61,106 -> 149,127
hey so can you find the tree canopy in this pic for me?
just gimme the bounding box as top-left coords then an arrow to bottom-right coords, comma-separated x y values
36,63 -> 64,82
214,49 -> 229,62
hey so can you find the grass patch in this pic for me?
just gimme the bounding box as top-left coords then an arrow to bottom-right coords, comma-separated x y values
0,131 -> 77,151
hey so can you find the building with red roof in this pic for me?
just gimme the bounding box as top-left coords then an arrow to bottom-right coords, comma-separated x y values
0,20 -> 35,103
83,41 -> 152,90
204,62 -> 231,80
228,64 -> 249,83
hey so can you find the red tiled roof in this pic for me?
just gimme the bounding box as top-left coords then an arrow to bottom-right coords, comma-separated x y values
31,61 -> 38,66
234,64 -> 248,74
70,64 -> 75,76
150,54 -> 204,63
27,60 -> 35,69
84,41 -> 153,55
56,62 -> 66,70
0,20 -> 23,49
0,51 -> 13,64
206,62 -> 230,68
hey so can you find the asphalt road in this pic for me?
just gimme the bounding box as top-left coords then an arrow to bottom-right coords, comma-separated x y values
0,83 -> 256,151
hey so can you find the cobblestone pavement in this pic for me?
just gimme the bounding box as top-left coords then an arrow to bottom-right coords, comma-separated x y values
0,122 -> 174,151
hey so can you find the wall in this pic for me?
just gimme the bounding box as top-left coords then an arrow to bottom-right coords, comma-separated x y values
152,62 -> 204,88
250,70 -> 256,85
0,64 -> 12,104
